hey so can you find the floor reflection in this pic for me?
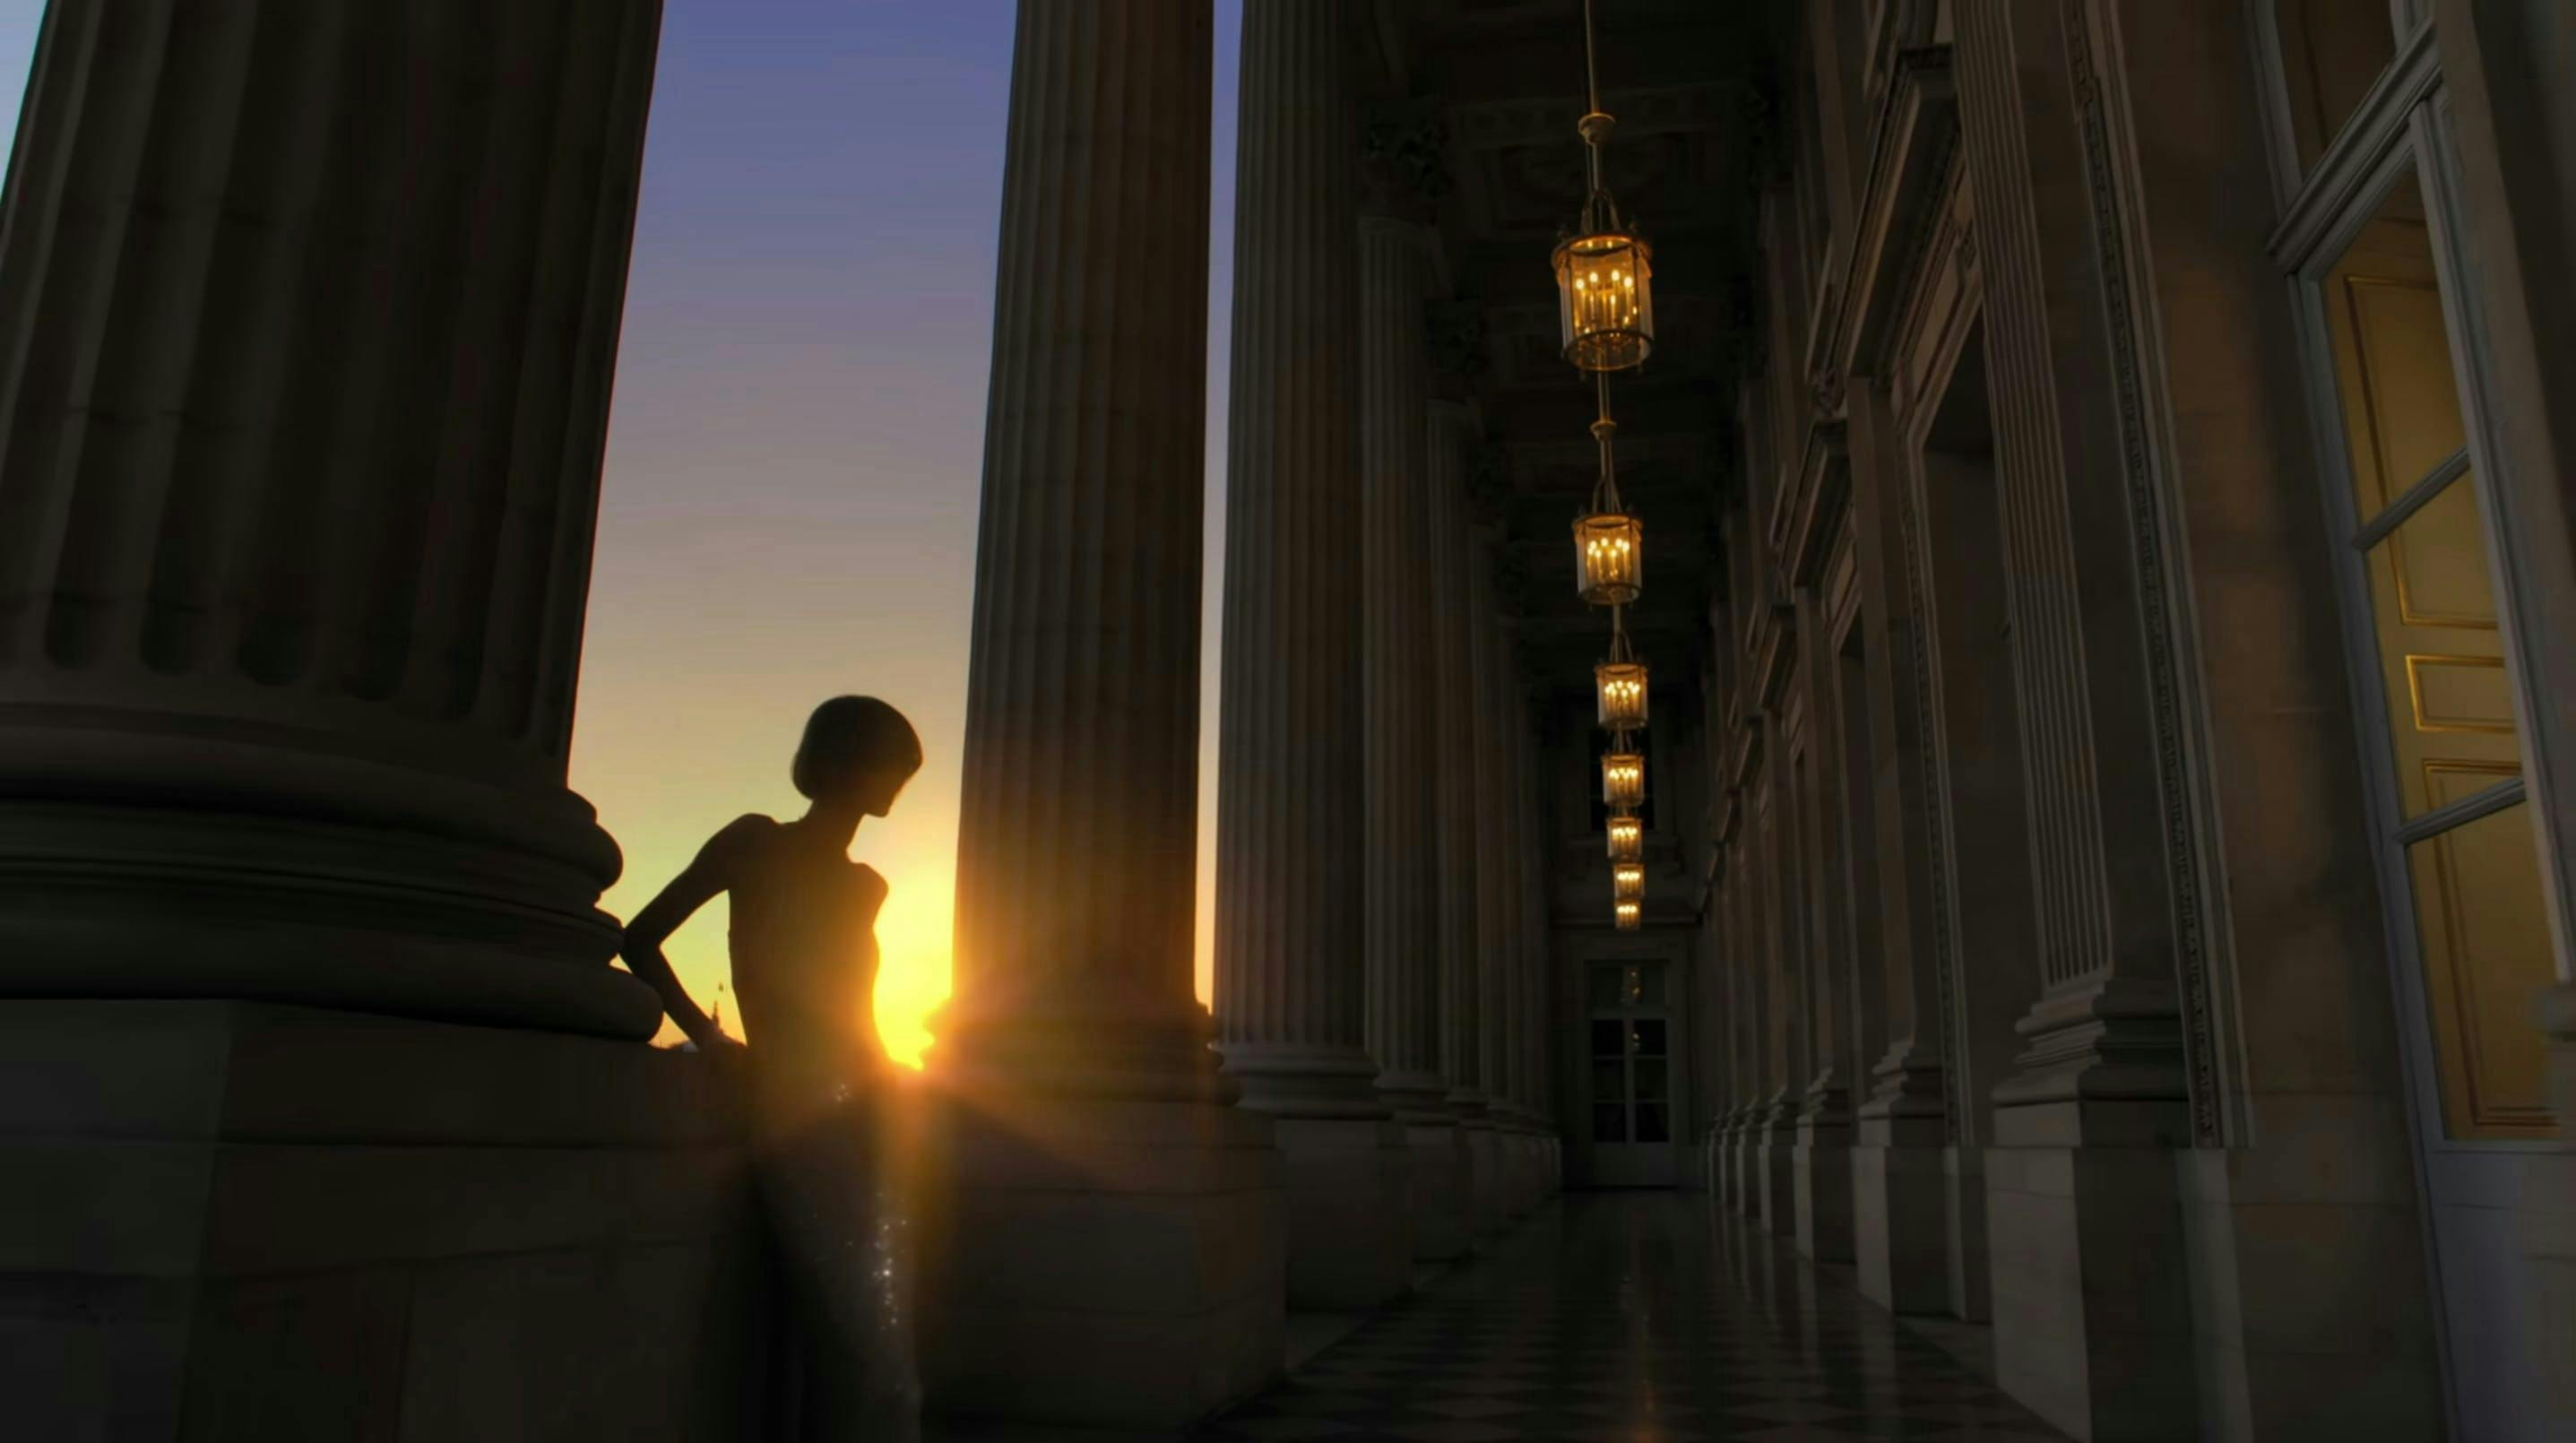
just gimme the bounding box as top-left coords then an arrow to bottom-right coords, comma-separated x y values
1197,1192 -> 2066,1441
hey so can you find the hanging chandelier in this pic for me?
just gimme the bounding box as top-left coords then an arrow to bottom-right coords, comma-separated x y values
1556,0 -> 1661,935
1551,0 -> 1655,374
1595,611 -> 1648,730
1571,378 -> 1643,606
1601,747 -> 1645,808
1612,860 -> 1646,903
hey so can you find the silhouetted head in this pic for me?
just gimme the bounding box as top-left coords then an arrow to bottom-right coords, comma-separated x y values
792,696 -> 921,817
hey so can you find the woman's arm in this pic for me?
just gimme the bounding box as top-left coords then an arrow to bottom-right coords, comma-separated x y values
619,817 -> 762,1050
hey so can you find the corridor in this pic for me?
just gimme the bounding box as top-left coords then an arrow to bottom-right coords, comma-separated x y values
1197,1196 -> 2068,1443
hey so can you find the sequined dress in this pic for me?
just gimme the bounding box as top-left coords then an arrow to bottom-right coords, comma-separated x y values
726,817 -> 921,1443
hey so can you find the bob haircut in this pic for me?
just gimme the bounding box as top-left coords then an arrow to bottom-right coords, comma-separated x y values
791,696 -> 923,801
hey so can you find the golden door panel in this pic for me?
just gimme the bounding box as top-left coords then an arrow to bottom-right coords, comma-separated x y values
2406,774 -> 2558,1138
2358,499 -> 2515,819
2406,654 -> 2513,734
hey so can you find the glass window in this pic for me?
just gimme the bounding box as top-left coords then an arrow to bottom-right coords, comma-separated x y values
2273,0 -> 2397,175
1590,1019 -> 1622,1058
2316,168 -> 2555,1140
1633,1019 -> 1666,1058
1635,1104 -> 1669,1144
1593,1103 -> 1627,1143
1630,963 -> 1665,1007
2405,791 -> 2558,1136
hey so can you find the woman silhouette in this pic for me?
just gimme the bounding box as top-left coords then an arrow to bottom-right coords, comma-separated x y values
621,696 -> 924,1443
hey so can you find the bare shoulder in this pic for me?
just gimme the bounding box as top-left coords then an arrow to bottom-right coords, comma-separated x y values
699,813 -> 779,869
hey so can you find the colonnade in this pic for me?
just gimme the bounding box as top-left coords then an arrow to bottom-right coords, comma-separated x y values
932,0 -> 1558,1428
1689,4 -> 2576,1442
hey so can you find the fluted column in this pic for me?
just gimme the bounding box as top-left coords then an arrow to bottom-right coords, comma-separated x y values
0,0 -> 663,1038
1361,220 -> 1468,1261
1431,412 -> 1486,1114
1470,550 -> 1514,1119
1358,219 -> 1443,1117
1211,0 -> 1409,1309
1214,0 -> 1375,1114
929,7 -> 1287,1431
947,0 -> 1217,1087
1429,404 -> 1496,1232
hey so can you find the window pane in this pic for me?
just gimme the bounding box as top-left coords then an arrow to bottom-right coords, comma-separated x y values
1590,1020 -> 1623,1058
1634,1062 -> 1667,1102
1631,963 -> 1666,1007
2405,799 -> 2558,1139
2322,171 -> 2528,818
2274,0 -> 2396,177
1593,1103 -> 1628,1143
1635,1104 -> 1670,1144
2356,491 -> 2521,819
2322,174 -> 2462,530
1592,1060 -> 1626,1103
1633,1019 -> 1667,1058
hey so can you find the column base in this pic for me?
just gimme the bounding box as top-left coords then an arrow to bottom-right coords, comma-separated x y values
0,1000 -> 764,1442
1401,1115 -> 1471,1261
1274,1115 -> 1413,1308
1449,1093 -> 1502,1242
1719,1113 -> 1750,1216
1853,1107 -> 1950,1315
1752,1102 -> 1797,1238
1794,1085 -> 1855,1264
1984,1099 -> 2198,1443
922,1085 -> 1284,1436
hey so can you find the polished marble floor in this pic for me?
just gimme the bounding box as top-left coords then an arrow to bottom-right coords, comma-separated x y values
1196,1193 -> 2069,1442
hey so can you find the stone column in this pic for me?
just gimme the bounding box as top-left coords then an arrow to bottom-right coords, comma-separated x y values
929,4 -> 1284,1430
1494,655 -> 1536,1218
0,6 -> 783,1436
0,0 -> 667,1041
1462,524 -> 1512,1238
1515,691 -> 1560,1197
1212,0 -> 1410,1309
1429,403 -> 1494,1234
1358,216 -> 1465,1260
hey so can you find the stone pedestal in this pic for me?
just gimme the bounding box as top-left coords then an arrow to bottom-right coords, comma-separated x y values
0,1002 -> 761,1443
1753,1100 -> 1798,1238
923,1091 -> 1284,1434
930,3 -> 1286,1431
1402,1114 -> 1473,1261
1984,1101 -> 2199,1442
1794,1088 -> 1856,1264
1456,1102 -> 1503,1243
1853,1067 -> 1951,1313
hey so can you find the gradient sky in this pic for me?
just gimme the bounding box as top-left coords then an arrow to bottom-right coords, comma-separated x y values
0,2 -> 1236,1065
575,1 -> 1244,1061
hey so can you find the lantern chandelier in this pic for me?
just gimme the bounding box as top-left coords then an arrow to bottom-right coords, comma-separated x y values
1555,0 -> 1663,932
